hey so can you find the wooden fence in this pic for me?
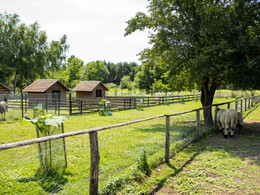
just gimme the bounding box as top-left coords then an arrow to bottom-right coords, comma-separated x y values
0,95 -> 259,194
3,93 -> 200,117
69,94 -> 199,115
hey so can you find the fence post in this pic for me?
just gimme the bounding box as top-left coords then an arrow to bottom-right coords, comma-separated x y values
4,93 -> 8,111
235,100 -> 238,111
55,95 -> 57,114
165,115 -> 170,163
89,132 -> 100,195
227,102 -> 230,109
214,106 -> 218,127
245,98 -> 247,111
58,95 -> 60,116
248,97 -> 251,109
61,123 -> 67,167
69,93 -> 72,115
148,97 -> 150,107
80,99 -> 83,115
124,99 -> 126,110
21,93 -> 24,118
241,99 -> 243,113
196,110 -> 200,140
46,93 -> 48,114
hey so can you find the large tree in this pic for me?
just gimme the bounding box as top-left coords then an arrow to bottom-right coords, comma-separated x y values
0,13 -> 49,92
0,12 -> 70,92
47,35 -> 69,79
125,0 -> 260,126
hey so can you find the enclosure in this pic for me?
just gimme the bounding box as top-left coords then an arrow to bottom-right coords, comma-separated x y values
3,92 -> 201,118
0,95 -> 259,194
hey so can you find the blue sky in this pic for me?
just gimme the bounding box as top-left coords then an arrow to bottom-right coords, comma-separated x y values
0,0 -> 150,64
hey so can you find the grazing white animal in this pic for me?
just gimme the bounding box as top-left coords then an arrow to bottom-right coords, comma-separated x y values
236,112 -> 244,134
0,101 -> 8,120
217,109 -> 226,131
224,109 -> 238,138
237,112 -> 243,127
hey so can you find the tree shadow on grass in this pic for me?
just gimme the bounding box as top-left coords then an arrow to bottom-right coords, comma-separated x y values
149,152 -> 200,194
243,104 -> 259,120
17,167 -> 70,193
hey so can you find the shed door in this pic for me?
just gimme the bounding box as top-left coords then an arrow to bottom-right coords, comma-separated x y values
96,89 -> 102,97
52,90 -> 61,101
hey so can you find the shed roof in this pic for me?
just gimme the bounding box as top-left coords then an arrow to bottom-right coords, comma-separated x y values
0,82 -> 12,91
23,79 -> 70,92
72,81 -> 109,92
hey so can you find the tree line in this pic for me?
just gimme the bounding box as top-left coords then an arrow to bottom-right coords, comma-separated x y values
49,57 -> 171,92
0,12 -> 173,93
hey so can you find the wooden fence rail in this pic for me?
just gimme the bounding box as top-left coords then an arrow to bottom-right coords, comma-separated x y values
3,93 -> 201,117
0,95 -> 259,194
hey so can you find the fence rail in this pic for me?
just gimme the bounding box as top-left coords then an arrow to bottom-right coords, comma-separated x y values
2,92 -> 201,117
1,95 -> 259,194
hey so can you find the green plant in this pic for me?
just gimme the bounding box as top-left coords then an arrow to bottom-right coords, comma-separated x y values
99,99 -> 108,116
23,114 -> 67,135
137,150 -> 151,176
181,96 -> 185,104
136,103 -> 144,111
23,114 -> 68,173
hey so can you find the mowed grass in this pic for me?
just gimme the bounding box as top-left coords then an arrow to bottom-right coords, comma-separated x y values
117,103 -> 260,194
0,98 -> 234,143
0,98 -> 236,194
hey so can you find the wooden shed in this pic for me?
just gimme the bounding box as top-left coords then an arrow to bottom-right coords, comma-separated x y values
0,82 -> 12,101
22,79 -> 70,106
0,82 -> 12,94
72,81 -> 109,99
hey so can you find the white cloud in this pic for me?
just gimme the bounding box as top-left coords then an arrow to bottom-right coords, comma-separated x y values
0,0 -> 150,64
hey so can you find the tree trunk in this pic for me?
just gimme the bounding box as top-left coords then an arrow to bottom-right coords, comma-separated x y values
200,77 -> 217,127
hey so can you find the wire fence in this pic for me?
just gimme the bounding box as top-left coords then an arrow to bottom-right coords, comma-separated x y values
0,92 -> 200,118
0,96 -> 259,194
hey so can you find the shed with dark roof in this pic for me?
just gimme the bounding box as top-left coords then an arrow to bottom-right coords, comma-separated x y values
0,82 -> 12,101
23,79 -> 70,107
0,82 -> 12,94
72,81 -> 108,99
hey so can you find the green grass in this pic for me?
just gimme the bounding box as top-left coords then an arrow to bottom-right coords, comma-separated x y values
0,98 -> 251,194
243,104 -> 260,120
116,103 -> 260,194
122,137 -> 260,194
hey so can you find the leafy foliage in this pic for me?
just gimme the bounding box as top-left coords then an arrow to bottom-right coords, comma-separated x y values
125,0 -> 260,126
0,12 -> 68,91
23,114 -> 67,135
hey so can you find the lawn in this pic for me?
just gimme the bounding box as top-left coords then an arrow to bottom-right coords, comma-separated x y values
0,98 -> 252,194
116,103 -> 260,194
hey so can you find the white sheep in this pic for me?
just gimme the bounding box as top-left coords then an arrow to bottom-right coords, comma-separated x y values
217,109 -> 226,131
224,109 -> 238,138
0,101 -> 8,121
237,112 -> 243,127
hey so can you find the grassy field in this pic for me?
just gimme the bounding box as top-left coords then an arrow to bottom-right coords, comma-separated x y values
0,97 -> 257,194
116,103 -> 260,194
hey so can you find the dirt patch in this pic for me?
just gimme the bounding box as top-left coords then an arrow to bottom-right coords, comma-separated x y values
242,120 -> 260,136
153,121 -> 260,195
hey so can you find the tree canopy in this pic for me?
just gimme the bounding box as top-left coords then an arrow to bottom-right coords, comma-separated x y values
125,0 -> 260,126
0,12 -> 69,91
